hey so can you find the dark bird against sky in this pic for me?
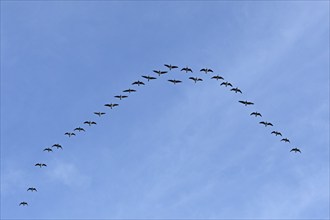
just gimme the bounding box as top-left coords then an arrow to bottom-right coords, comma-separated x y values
271,131 -> 282,136
132,81 -> 145,86
189,77 -> 203,83
114,95 -> 128,100
220,81 -> 233,87
239,100 -> 254,106
104,103 -> 118,109
35,163 -> 47,168
123,88 -> 136,93
142,75 -> 157,81
181,67 -> 193,73
153,70 -> 167,76
64,132 -> 76,137
164,64 -> 178,70
211,75 -> 224,80
168,79 -> 182,84
200,68 -> 213,74
259,121 -> 273,127
290,148 -> 301,153
84,121 -> 97,126
250,112 -> 262,117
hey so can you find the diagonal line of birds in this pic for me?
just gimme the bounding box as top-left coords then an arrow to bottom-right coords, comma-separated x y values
19,64 -> 302,207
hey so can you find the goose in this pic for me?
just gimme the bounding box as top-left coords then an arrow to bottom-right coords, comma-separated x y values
104,103 -> 118,109
164,64 -> 178,70
230,87 -> 242,93
84,121 -> 97,126
114,95 -> 128,100
52,144 -> 63,149
153,70 -> 167,76
27,187 -> 37,192
211,75 -> 224,80
168,79 -> 182,84
64,132 -> 76,137
281,138 -> 290,143
220,81 -> 233,87
250,112 -> 262,117
290,148 -> 301,153
74,127 -> 85,132
259,121 -> 273,127
43,148 -> 53,152
239,100 -> 254,106
181,67 -> 193,73
132,81 -> 145,86
142,75 -> 156,81
19,202 -> 28,206
271,131 -> 282,136
94,112 -> 106,117
200,68 -> 213,74
123,89 -> 136,93
189,77 -> 203,83
35,163 -> 47,168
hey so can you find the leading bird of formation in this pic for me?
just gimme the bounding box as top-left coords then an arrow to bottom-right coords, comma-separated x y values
19,64 -> 302,207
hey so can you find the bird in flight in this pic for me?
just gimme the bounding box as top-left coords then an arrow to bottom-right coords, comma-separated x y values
74,127 -> 85,132
200,68 -> 213,74
220,81 -> 233,87
211,75 -> 224,80
230,87 -> 242,93
259,121 -> 273,127
19,202 -> 28,206
52,144 -> 63,149
84,121 -> 97,126
153,70 -> 167,76
65,132 -> 76,137
164,64 -> 178,70
281,138 -> 290,143
239,100 -> 254,106
35,163 -> 47,168
123,88 -> 136,93
250,112 -> 262,117
189,77 -> 203,83
43,147 -> 53,152
142,75 -> 157,81
104,103 -> 118,109
27,187 -> 37,192
181,67 -> 193,73
132,81 -> 145,86
271,131 -> 282,136
94,112 -> 106,117
168,79 -> 182,84
114,95 -> 128,100
290,148 -> 301,153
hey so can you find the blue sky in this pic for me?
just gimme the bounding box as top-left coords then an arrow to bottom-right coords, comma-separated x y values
1,1 -> 329,219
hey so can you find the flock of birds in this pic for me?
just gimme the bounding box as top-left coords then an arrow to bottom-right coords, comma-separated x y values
19,64 -> 302,207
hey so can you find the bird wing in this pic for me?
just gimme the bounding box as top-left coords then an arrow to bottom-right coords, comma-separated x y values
208,69 -> 213,72
200,68 -> 206,72
168,80 -> 174,83
197,78 -> 203,81
164,64 -> 170,68
239,101 -> 246,104
172,66 -> 178,68
160,71 -> 167,74
268,123 -> 273,126
189,77 -> 195,80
